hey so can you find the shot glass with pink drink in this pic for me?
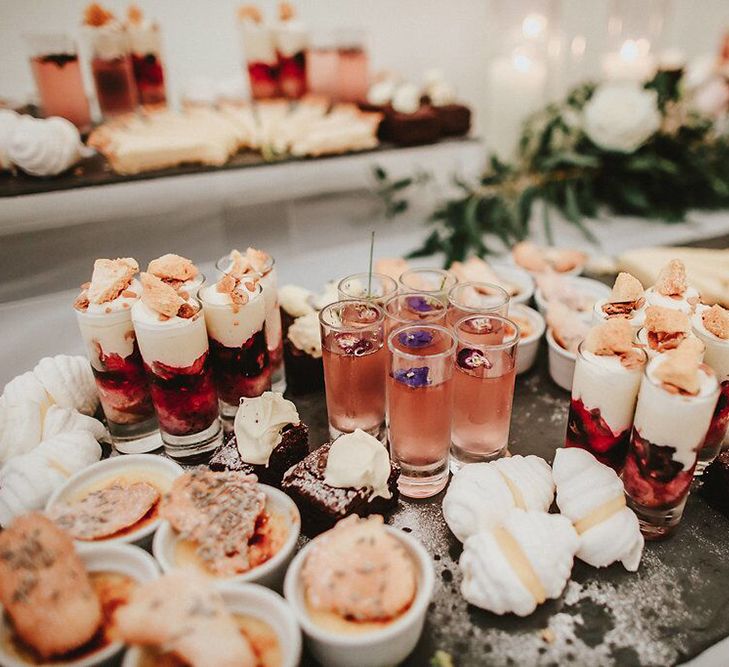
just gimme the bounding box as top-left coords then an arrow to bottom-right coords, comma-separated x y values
451,314 -> 519,471
337,272 -> 398,305
383,292 -> 447,337
387,324 -> 456,497
320,300 -> 387,440
398,268 -> 457,303
446,282 -> 510,327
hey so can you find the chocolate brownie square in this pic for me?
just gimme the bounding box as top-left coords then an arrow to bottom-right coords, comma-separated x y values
209,422 -> 309,487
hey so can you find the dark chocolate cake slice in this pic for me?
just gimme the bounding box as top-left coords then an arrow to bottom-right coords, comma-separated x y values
281,442 -> 400,534
209,422 -> 309,487
700,450 -> 729,518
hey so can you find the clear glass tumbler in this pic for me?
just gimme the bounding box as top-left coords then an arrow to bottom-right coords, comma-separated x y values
398,268 -> 457,303
446,281 -> 510,327
383,292 -> 447,338
337,272 -> 398,305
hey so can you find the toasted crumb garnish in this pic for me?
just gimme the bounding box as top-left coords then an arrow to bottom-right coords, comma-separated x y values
127,4 -> 143,24
228,247 -> 270,278
147,253 -> 198,284
609,272 -> 644,303
238,4 -> 262,22
703,304 -> 729,340
279,1 -> 295,21
73,293 -> 90,312
644,306 -> 690,335
583,319 -> 634,356
216,273 -> 237,294
216,273 -> 250,311
655,342 -> 703,395
140,272 -> 186,318
87,257 -> 138,305
655,259 -> 688,297
84,3 -> 115,27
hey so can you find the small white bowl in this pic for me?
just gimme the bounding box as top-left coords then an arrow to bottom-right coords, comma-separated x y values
489,262 -> 535,306
534,275 -> 611,317
46,454 -> 184,548
510,304 -> 546,375
122,582 -> 301,667
284,526 -> 434,667
0,543 -> 159,667
546,328 -> 576,391
153,484 -> 300,591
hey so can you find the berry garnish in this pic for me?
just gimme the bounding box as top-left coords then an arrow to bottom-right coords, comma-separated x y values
335,333 -> 374,356
405,295 -> 437,313
398,329 -> 434,349
393,366 -> 430,388
457,348 -> 492,370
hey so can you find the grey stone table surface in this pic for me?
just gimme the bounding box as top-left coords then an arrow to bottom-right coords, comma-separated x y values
292,345 -> 729,667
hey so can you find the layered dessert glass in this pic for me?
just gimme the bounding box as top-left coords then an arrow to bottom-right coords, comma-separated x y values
623,347 -> 719,538
132,276 -> 221,460
387,324 -> 456,497
592,271 -> 646,332
274,3 -> 308,99
238,6 -> 279,99
446,282 -> 510,327
451,314 -> 519,471
337,272 -> 398,305
200,275 -> 271,421
320,300 -> 386,440
146,253 -> 204,297
692,304 -> 729,474
398,268 -> 457,303
26,33 -> 91,130
126,6 -> 167,107
306,30 -> 338,97
74,258 -> 157,451
644,259 -> 700,315
565,319 -> 647,470
334,28 -> 369,103
383,292 -> 447,337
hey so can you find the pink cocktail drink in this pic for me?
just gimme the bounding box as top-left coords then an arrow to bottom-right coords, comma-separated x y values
383,292 -> 447,338
320,300 -> 386,439
387,324 -> 456,497
398,268 -> 457,304
446,282 -> 510,327
334,29 -> 369,103
451,315 -> 518,470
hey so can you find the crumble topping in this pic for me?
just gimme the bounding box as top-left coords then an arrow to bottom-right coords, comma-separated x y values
228,247 -> 271,279
85,257 -> 138,306
216,273 -> 259,312
644,306 -> 691,352
584,319 -> 644,369
279,1 -> 295,21
147,253 -> 198,287
703,304 -> 729,340
126,4 -> 143,24
84,3 -> 115,27
238,4 -> 262,22
602,272 -> 645,317
655,340 -> 704,395
655,259 -> 688,297
140,272 -> 193,319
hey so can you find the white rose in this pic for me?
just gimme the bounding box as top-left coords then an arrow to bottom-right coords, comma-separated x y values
583,83 -> 661,152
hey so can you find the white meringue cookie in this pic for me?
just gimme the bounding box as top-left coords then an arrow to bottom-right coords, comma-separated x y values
7,114 -> 84,177
0,109 -> 20,170
459,509 -> 578,616
42,405 -> 108,442
0,430 -> 102,527
33,354 -> 99,416
443,455 -> 555,542
0,371 -> 53,463
552,448 -> 644,571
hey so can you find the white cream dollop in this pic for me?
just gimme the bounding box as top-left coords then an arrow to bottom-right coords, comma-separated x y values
7,115 -> 85,177
428,81 -> 457,107
367,80 -> 396,106
287,312 -> 322,357
279,284 -> 315,318
392,83 -> 421,115
324,428 -> 392,500
234,391 -> 300,466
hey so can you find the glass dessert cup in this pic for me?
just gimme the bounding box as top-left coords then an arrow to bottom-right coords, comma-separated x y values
320,300 -> 387,440
132,299 -> 222,460
239,21 -> 279,99
383,292 -> 448,338
622,361 -> 719,539
451,315 -> 519,472
200,281 -> 271,422
306,30 -> 338,97
25,33 -> 91,130
277,47 -> 307,99
337,272 -> 398,305
387,324 -> 456,498
333,28 -> 369,103
565,341 -> 647,471
86,26 -> 138,118
128,23 -> 166,107
446,282 -> 510,327
398,268 -> 457,304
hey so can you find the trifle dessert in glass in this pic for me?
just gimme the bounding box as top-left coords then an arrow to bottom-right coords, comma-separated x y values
320,300 -> 387,440
398,268 -> 457,303
200,272 -> 271,421
446,282 -> 510,327
238,5 -> 279,99
334,28 -> 369,103
692,304 -> 729,474
284,312 -> 324,395
147,253 -> 204,297
565,319 -> 647,470
132,273 -> 222,459
337,272 -> 398,305
83,3 -> 138,118
644,259 -> 700,315
126,5 -> 167,107
592,271 -> 646,331
637,306 -> 695,359
451,314 -> 519,470
26,33 -> 91,131
383,292 -> 447,337
387,324 -> 456,497
274,2 -> 308,99
623,339 -> 719,538
74,257 -> 157,451
217,248 -> 285,391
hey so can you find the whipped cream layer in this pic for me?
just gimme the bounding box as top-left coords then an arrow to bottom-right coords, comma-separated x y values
128,23 -> 162,56
85,277 -> 142,315
572,351 -> 644,435
86,24 -> 130,60
644,286 -> 699,315
200,282 -> 266,349
240,22 -> 277,64
278,285 -> 315,318
635,357 -> 719,470
234,392 -> 299,466
693,305 -> 729,382
592,298 -> 646,330
131,300 -> 208,368
274,21 -> 308,57
287,313 -> 322,357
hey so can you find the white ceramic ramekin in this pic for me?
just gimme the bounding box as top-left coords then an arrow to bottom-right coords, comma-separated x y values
489,263 -> 535,306
534,275 -> 611,317
546,328 -> 577,391
510,304 -> 546,375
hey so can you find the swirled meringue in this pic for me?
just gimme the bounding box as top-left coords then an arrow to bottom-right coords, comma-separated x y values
553,448 -> 644,571
33,355 -> 99,416
443,455 -> 555,542
42,405 -> 107,442
0,372 -> 52,464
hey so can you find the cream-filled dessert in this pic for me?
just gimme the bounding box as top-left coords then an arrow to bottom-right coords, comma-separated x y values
566,319 -> 647,470
692,304 -> 729,472
284,311 -> 324,395
593,272 -> 646,329
132,273 -> 220,454
512,241 -> 586,274
147,253 -> 203,296
201,272 -> 271,415
238,5 -> 279,99
274,2 -> 308,99
623,340 -> 720,537
449,257 -> 520,297
637,305 -> 696,359
74,257 -> 157,444
301,515 -> 417,633
644,259 -> 700,315
126,5 -> 166,107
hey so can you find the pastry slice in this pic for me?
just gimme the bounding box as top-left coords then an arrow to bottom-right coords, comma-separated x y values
459,509 -> 578,616
443,455 -> 554,542
552,448 -> 644,571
